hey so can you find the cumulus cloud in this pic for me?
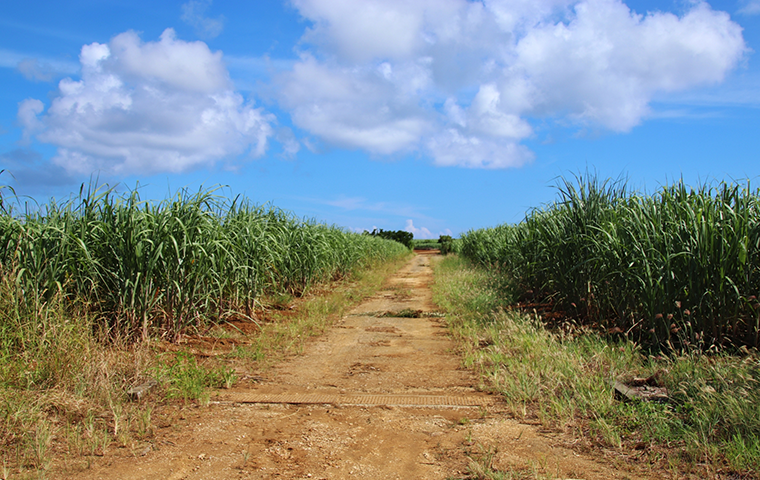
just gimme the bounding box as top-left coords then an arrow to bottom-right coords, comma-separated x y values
514,0 -> 746,130
427,129 -> 534,169
277,55 -> 432,155
282,0 -> 746,168
19,29 -> 274,175
181,0 -> 225,39
405,219 -> 433,239
17,98 -> 44,144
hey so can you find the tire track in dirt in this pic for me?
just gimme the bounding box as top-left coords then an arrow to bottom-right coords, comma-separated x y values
62,252 -> 652,479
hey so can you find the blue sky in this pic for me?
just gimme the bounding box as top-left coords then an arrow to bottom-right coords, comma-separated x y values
1,0 -> 759,238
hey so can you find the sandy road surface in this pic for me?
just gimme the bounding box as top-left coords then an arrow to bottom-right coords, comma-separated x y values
61,252 -> 649,479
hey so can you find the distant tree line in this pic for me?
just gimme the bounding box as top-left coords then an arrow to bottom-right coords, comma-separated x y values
364,228 -> 414,249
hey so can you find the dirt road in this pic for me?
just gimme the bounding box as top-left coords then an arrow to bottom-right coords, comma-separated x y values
64,252 -> 647,479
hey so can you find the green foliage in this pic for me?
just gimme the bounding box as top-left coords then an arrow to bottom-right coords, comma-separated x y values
0,184 -> 408,341
364,228 -> 414,249
459,173 -> 760,351
438,235 -> 456,255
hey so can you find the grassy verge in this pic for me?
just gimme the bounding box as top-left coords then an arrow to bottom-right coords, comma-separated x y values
0,252 -> 410,478
433,255 -> 760,479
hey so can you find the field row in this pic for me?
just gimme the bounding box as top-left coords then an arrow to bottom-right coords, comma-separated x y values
459,175 -> 760,350
0,185 -> 408,341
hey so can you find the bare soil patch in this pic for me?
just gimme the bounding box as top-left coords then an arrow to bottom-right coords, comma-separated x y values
55,252 -> 655,479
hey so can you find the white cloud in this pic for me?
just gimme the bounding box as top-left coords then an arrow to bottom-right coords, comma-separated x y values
181,0 -> 225,39
17,98 -> 44,144
404,219 -> 433,239
513,0 -> 746,131
1,48 -> 79,81
17,58 -> 59,82
109,29 -> 229,92
282,0 -> 746,168
738,0 -> 760,15
277,55 -> 432,155
19,29 -> 274,175
427,129 -> 534,169
292,0 -> 431,62
275,127 -> 300,157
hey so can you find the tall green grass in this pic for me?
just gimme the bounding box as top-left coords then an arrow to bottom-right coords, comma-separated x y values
460,174 -> 760,350
0,184 -> 407,341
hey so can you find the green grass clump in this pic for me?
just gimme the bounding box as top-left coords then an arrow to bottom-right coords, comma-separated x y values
153,351 -> 236,403
459,173 -> 760,351
433,255 -> 760,477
